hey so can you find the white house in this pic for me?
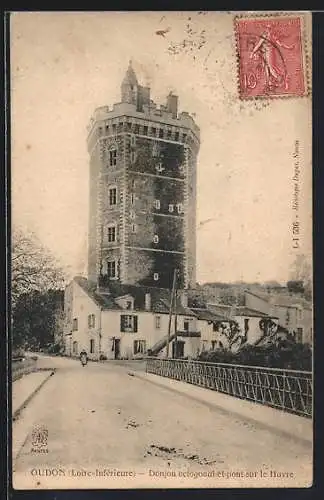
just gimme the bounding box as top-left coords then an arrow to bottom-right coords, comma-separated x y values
64,277 -> 200,360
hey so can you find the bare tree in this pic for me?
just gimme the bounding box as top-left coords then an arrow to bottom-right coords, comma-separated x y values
11,229 -> 65,308
289,253 -> 312,300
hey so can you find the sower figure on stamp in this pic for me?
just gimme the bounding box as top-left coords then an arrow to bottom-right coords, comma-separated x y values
250,24 -> 296,92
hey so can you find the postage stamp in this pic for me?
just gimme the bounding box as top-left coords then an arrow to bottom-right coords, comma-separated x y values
235,16 -> 307,99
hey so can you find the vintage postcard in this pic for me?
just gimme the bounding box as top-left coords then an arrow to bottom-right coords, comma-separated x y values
10,11 -> 313,490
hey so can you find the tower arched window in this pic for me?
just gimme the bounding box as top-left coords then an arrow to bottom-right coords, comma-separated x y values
108,185 -> 117,206
109,149 -> 117,166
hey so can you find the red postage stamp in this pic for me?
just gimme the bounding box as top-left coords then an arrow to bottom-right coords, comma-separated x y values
235,16 -> 307,99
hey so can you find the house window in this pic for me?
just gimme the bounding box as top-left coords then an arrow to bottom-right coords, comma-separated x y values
134,340 -> 146,354
211,341 -> 217,350
175,131 -> 179,141
72,341 -> 78,355
153,273 -> 159,281
184,320 -> 189,332
167,129 -> 172,138
72,318 -> 78,331
88,314 -> 96,328
154,199 -> 160,210
126,300 -> 133,310
107,260 -> 116,278
134,124 -> 140,134
109,149 -> 117,166
131,224 -> 137,233
244,318 -> 249,335
130,151 -> 137,164
151,127 -> 156,136
143,126 -> 148,135
182,134 -> 187,142
90,339 -> 95,354
177,203 -> 184,214
120,314 -> 138,333
108,225 -> 116,242
155,316 -> 161,329
168,204 -> 174,213
159,129 -> 164,138
153,234 -> 159,244
130,134 -> 136,147
296,327 -> 303,343
108,187 -> 117,206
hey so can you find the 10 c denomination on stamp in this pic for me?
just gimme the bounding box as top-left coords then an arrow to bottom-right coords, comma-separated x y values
235,16 -> 307,99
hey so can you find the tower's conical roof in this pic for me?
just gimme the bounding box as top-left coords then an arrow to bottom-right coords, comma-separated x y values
122,60 -> 138,87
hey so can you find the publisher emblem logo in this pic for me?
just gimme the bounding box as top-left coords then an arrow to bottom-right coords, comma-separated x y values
31,425 -> 49,453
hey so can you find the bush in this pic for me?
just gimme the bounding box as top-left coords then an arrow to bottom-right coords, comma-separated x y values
197,342 -> 312,371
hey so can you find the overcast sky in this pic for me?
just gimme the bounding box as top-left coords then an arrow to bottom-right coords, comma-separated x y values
10,11 -> 312,284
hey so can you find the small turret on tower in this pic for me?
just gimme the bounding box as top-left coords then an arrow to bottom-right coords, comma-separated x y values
121,60 -> 139,105
121,60 -> 150,111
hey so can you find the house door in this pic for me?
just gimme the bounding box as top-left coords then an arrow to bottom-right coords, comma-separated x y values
172,340 -> 185,359
114,339 -> 120,359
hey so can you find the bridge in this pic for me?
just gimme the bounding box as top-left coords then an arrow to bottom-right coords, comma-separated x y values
12,354 -> 312,489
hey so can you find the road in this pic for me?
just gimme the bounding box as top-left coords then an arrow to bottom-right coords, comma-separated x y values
12,355 -> 312,489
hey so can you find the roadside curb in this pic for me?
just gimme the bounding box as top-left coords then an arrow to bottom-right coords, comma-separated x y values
131,371 -> 312,446
13,369 -> 56,421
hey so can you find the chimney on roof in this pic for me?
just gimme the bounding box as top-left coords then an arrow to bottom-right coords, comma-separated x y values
179,290 -> 188,309
145,293 -> 151,311
166,92 -> 178,119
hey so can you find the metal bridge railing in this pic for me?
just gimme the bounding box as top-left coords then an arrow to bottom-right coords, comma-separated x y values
146,358 -> 312,418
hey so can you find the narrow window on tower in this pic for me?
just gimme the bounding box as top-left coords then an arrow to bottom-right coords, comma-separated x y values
108,187 -> 117,206
153,273 -> 159,281
130,151 -> 137,164
130,210 -> 136,220
154,199 -> 160,210
107,225 -> 116,243
131,224 -> 137,233
109,149 -> 117,166
177,203 -> 184,214
153,235 -> 159,244
130,193 -> 135,205
152,142 -> 159,158
155,162 -> 165,174
107,260 -> 116,278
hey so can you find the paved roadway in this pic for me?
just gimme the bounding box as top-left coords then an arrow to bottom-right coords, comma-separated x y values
12,355 -> 312,489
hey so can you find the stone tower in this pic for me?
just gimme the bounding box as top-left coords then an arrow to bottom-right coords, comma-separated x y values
87,61 -> 200,289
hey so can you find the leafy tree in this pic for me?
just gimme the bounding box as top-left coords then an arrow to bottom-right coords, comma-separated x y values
12,289 -> 64,350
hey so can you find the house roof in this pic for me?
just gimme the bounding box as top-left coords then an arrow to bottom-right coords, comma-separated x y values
73,277 -> 196,316
190,308 -> 229,322
234,306 -> 277,318
74,277 -> 122,311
